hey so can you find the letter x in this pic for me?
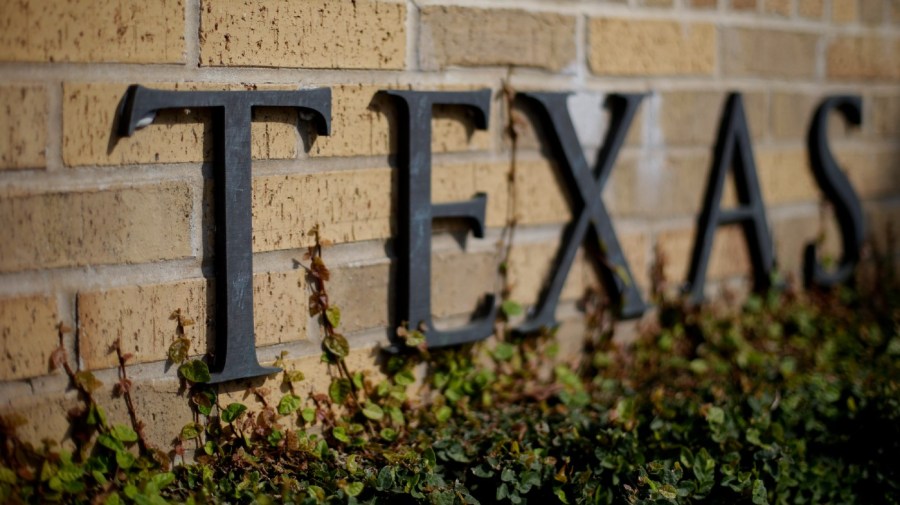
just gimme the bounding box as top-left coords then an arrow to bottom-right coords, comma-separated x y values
515,92 -> 647,335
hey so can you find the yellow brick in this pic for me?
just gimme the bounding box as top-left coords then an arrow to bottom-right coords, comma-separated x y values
798,0 -> 825,17
661,91 -> 766,146
642,0 -> 676,6
657,224 -> 752,284
827,35 -> 900,80
63,83 -> 300,167
419,7 -> 575,71
308,85 -> 492,158
871,94 -> 900,136
832,0 -> 860,22
327,263 -> 391,333
764,0 -> 792,15
756,149 -> 819,205
771,213 -> 841,278
0,392 -> 79,449
433,162 -> 508,228
200,0 -> 405,69
514,159 -> 573,226
836,148 -> 900,199
859,0 -> 885,24
0,295 -> 59,380
432,251 -> 498,319
0,0 -> 183,63
722,28 -> 819,78
0,85 -> 47,170
589,18 -> 716,76
0,183 -> 192,273
252,169 -> 394,252
690,0 -> 719,7
771,92 -> 818,140
507,242 -> 588,306
731,0 -> 758,10
78,271 -> 307,370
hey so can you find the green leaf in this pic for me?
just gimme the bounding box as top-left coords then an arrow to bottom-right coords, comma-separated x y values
191,389 -> 216,416
380,427 -> 398,441
325,306 -> 341,328
86,404 -> 108,427
435,405 -> 452,423
97,433 -> 125,453
501,300 -> 523,317
554,487 -> 569,504
283,370 -> 305,383
362,401 -> 384,420
277,394 -> 302,415
221,403 -> 247,423
150,472 -> 175,490
178,360 -> 211,384
75,371 -> 103,393
323,333 -> 350,359
301,407 -> 316,423
752,479 -> 768,505
329,378 -> 352,404
376,466 -> 394,491
167,337 -> 190,364
180,422 -> 201,440
491,342 -> 516,362
345,481 -> 364,497
115,450 -> 135,469
110,424 -> 138,443
706,406 -> 725,424
333,426 -> 350,443
394,370 -> 415,386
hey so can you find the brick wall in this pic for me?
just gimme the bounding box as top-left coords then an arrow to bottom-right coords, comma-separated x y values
1,0 -> 898,448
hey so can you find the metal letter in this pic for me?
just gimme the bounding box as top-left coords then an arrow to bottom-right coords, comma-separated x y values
117,85 -> 331,383
515,92 -> 647,335
383,90 -> 497,348
803,96 -> 865,288
685,93 -> 774,303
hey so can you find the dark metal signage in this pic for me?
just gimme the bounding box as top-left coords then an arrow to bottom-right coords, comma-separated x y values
116,87 -> 865,383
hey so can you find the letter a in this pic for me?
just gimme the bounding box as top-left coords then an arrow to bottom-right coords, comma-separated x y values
685,93 -> 775,303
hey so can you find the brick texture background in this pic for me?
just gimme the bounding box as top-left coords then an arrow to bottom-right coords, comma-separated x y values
1,0 -> 898,449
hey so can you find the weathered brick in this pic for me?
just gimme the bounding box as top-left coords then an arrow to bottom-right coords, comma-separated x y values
871,94 -> 900,137
433,162 -> 508,228
63,83 -> 300,167
756,149 -> 820,205
798,0 -> 825,17
763,0 -> 792,15
835,148 -> 900,199
589,18 -> 716,76
722,28 -> 819,79
78,271 -> 307,370
690,0 -> 719,7
891,0 -> 900,23
432,251 -> 498,318
0,295 -> 59,380
0,183 -> 192,273
0,392 -> 80,449
419,7 -> 575,71
0,0 -> 183,63
832,0 -> 859,22
200,0 -> 405,69
660,91 -> 767,146
0,85 -> 47,170
827,35 -> 900,80
308,85 -> 492,158
859,0 -> 885,24
657,224 -> 752,285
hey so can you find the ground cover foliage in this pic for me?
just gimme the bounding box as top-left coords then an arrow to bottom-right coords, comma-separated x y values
1,247 -> 898,504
